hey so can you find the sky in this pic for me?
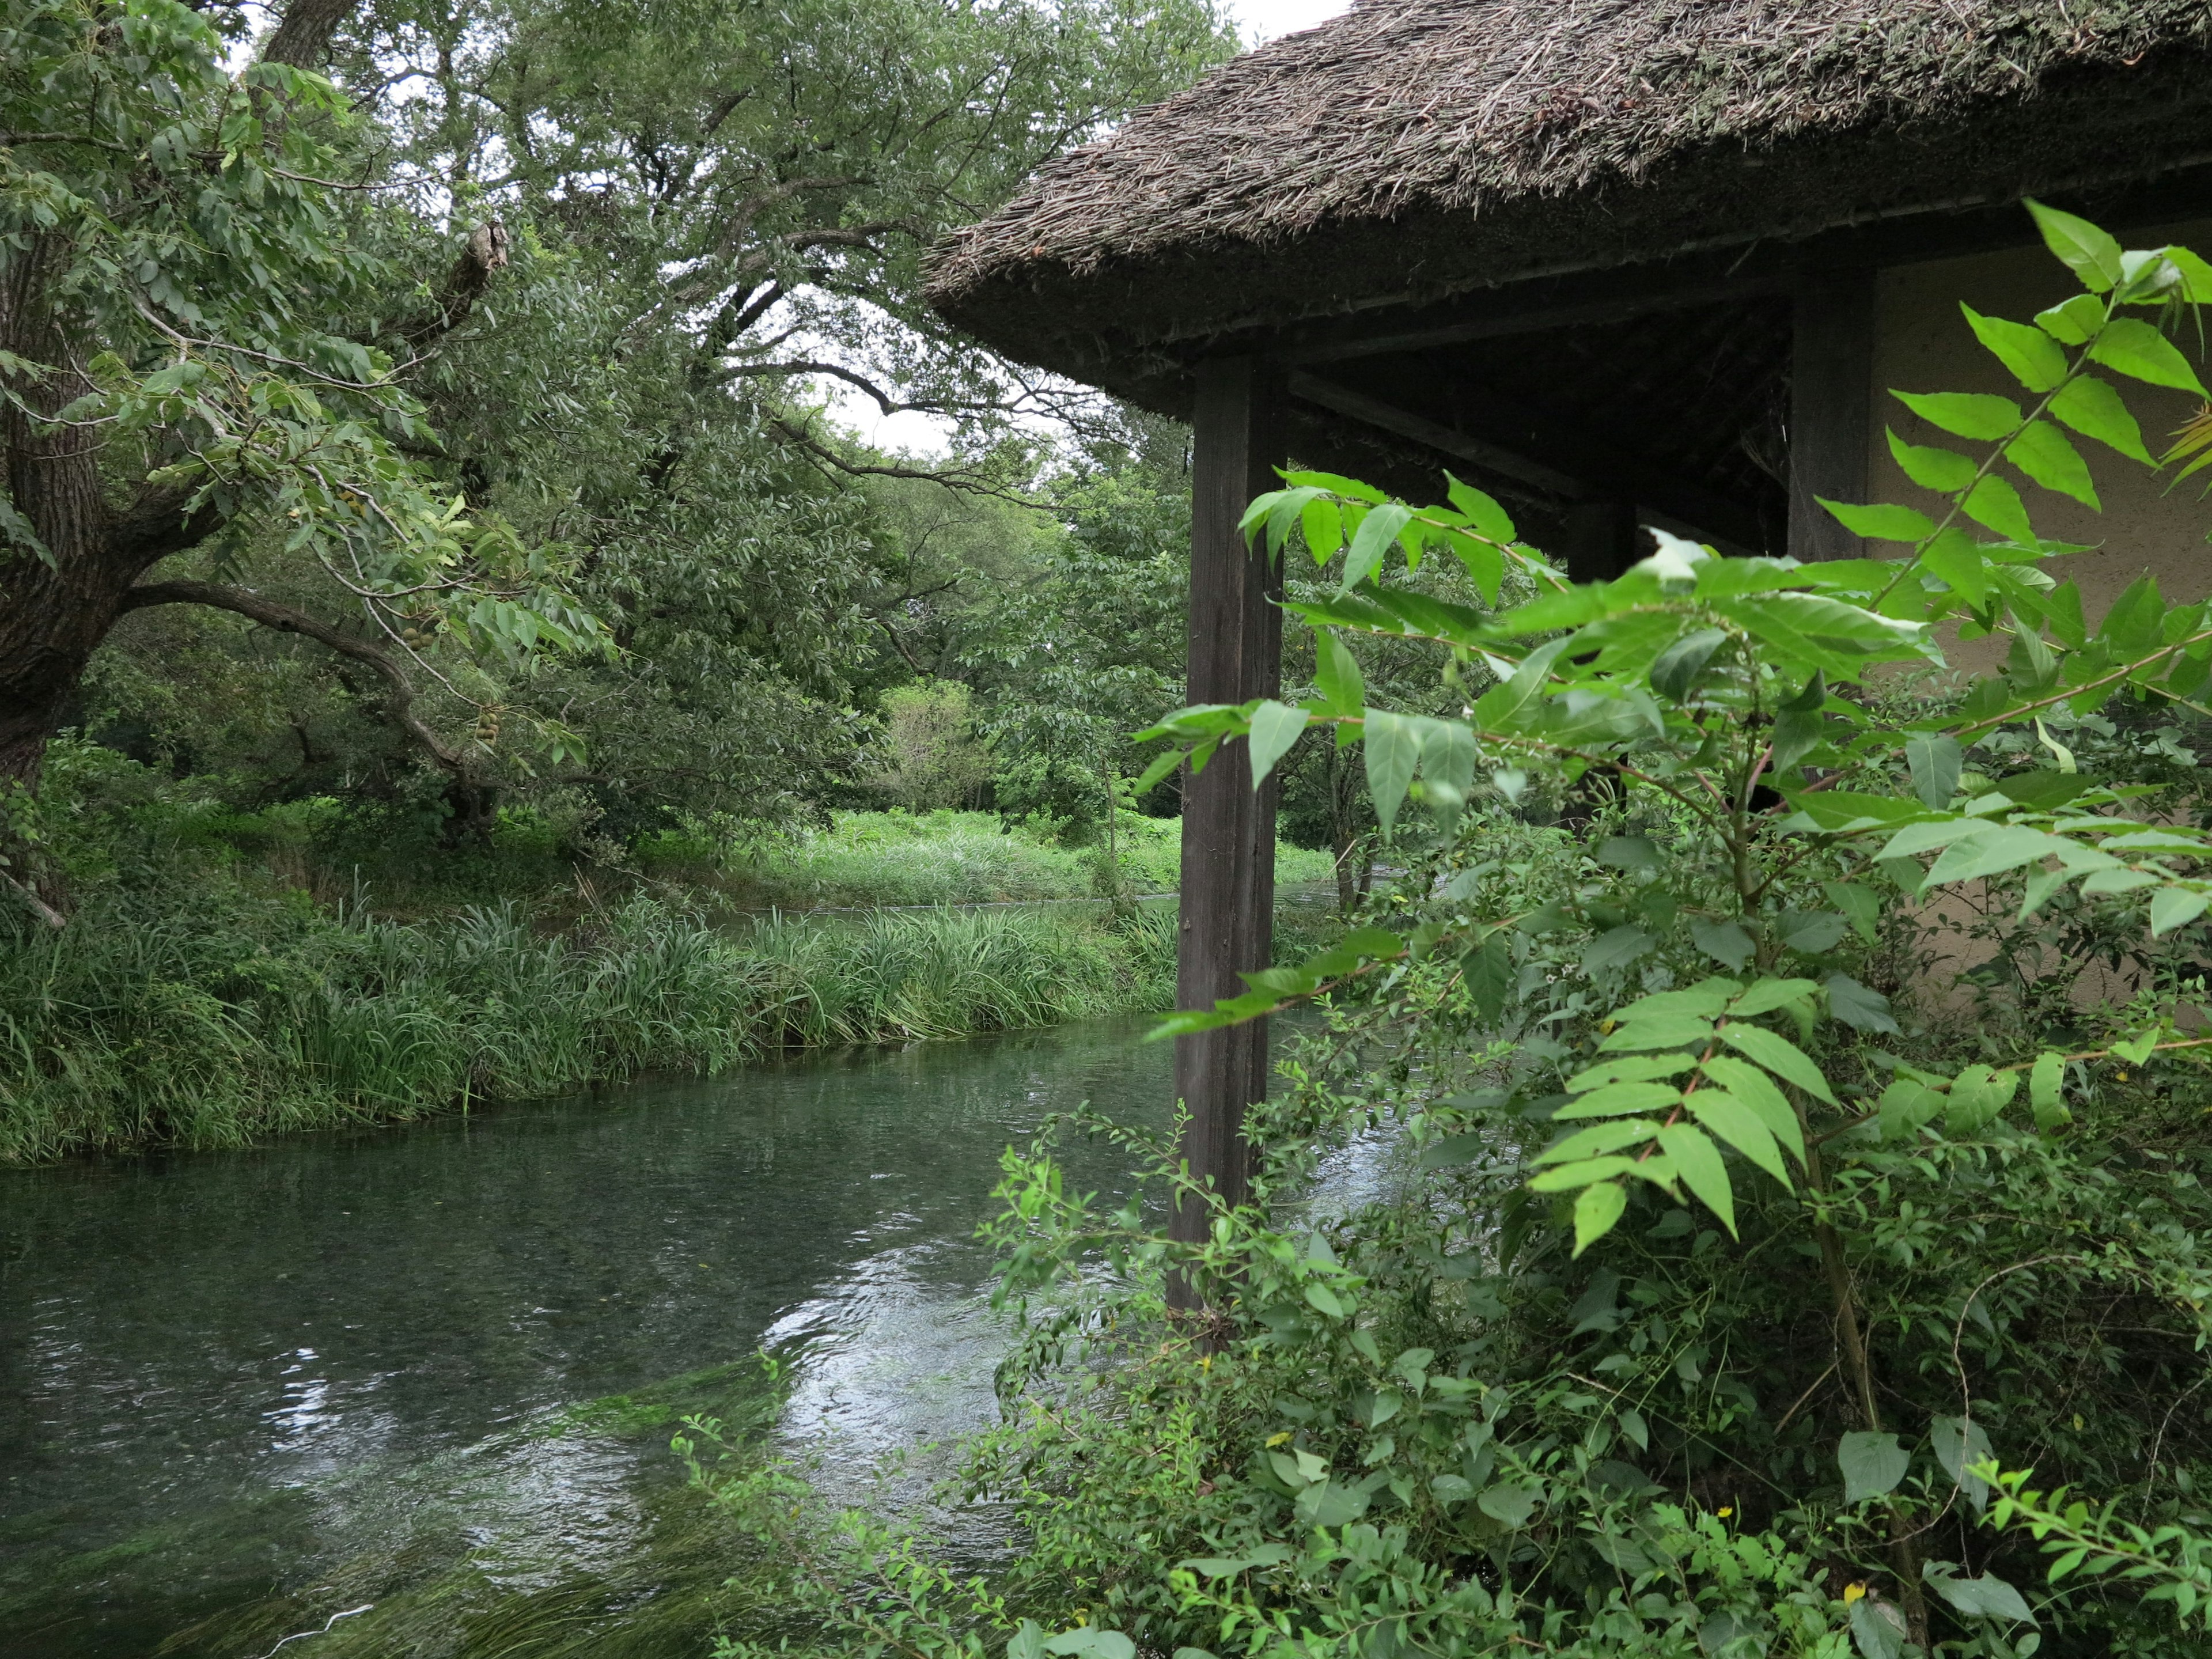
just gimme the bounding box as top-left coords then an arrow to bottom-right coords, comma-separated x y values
831,0 -> 1350,454
1233,0 -> 1350,43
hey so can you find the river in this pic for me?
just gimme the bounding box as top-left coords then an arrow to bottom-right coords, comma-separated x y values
1,1018 -> 1197,1657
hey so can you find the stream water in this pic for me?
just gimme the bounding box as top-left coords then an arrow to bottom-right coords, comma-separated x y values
0,1018 -> 1194,1657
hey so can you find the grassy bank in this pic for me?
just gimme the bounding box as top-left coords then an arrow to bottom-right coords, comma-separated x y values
641,806 -> 1336,910
0,889 -> 1178,1165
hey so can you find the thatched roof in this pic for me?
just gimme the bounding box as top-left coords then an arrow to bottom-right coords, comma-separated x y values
927,0 -> 2212,406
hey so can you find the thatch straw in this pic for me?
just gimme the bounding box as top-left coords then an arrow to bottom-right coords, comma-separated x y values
926,0 -> 2212,397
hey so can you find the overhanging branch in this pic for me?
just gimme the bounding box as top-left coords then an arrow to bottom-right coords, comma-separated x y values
120,579 -> 468,774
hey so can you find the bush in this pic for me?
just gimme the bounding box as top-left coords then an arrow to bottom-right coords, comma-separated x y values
695,210 -> 2212,1659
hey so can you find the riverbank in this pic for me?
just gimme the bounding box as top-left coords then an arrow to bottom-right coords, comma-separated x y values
0,887 -> 1187,1164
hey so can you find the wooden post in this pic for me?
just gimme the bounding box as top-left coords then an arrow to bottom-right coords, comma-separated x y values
1171,357 -> 1282,1297
1562,499 -> 1640,583
1789,267 -> 1876,563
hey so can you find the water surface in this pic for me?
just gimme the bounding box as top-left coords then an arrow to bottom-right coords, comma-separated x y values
1,1019 -> 1177,1656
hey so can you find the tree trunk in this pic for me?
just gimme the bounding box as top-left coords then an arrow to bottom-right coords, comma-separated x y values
1,234 -> 123,796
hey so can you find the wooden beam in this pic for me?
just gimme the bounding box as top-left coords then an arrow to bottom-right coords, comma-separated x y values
1171,356 -> 1282,1304
1287,369 -> 1770,551
1789,267 -> 1876,562
1286,369 -> 1583,497
1279,273 -> 1789,368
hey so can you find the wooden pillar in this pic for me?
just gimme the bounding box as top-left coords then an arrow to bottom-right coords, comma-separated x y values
1789,266 -> 1876,563
1562,499 -> 1640,583
1171,357 -> 1282,1285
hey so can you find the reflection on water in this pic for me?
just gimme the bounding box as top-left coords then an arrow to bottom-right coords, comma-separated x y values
0,1020 -> 1177,1657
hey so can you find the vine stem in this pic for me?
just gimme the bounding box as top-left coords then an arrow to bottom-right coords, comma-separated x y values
1797,1093 -> 1931,1645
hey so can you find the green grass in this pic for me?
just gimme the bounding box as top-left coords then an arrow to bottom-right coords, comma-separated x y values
0,885 -> 1179,1164
641,809 -> 1336,910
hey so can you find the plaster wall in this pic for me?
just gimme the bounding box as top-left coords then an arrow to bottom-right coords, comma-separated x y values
1864,218 -> 2212,667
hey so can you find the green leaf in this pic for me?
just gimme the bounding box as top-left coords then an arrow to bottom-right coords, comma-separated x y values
1313,632 -> 1365,717
1617,981 -> 1738,1020
1304,1281 -> 1346,1319
1650,627 -> 1728,702
1552,1080 -> 1683,1120
1926,1566 -> 2033,1626
1851,1599 -> 1908,1659
1282,469 -> 1387,504
1044,1630 -> 1136,1659
1962,474 -> 2034,544
2005,419 -> 2099,509
1923,824 -> 2062,887
1296,1477 -> 1372,1528
1599,1014 -> 1715,1054
1535,1120 -> 1662,1166
1887,428 -> 1978,492
1719,1024 -> 1837,1104
1825,972 -> 1900,1035
1945,1063 -> 2019,1134
1929,1415 -> 1996,1516
1444,472 -> 1516,542
2150,886 -> 2209,937
2048,374 -> 2152,462
1566,1054 -> 1698,1090
1781,911 -> 1847,955
1247,700 -> 1307,789
1130,744 -> 1184,797
1695,1055 -> 1805,1163
1963,303 -> 2069,392
1690,919 -> 1754,972
1583,925 -> 1653,975
1657,1122 -> 1734,1234
1363,709 -> 1419,837
2029,1050 -> 2070,1131
1597,835 -> 1661,870
1300,497 -> 1343,564
1342,502 -> 1412,589
1838,1430 -> 1910,1503
1465,933 -> 1513,1024
1919,527 -> 1990,608
1879,1078 -> 1945,1140
1683,1088 -> 1790,1187
1818,499 -> 1935,543
2089,317 -> 2207,395
1906,731 -> 1963,808
1477,1480 -> 1540,1527
1894,389 -> 2021,441
1727,978 -> 1820,1018
1445,528 -> 1505,604
1993,769 -> 2093,811
1527,1156 -> 1639,1192
2027,199 -> 2124,291
1825,881 -> 1883,944
1571,1180 -> 1628,1255
2036,291 -> 2105,344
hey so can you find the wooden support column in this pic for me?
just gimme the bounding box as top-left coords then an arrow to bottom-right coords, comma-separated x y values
1789,267 -> 1876,563
1171,357 -> 1282,1293
1562,499 -> 1641,583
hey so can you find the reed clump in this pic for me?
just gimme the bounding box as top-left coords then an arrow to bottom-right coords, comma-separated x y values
0,889 -> 1177,1165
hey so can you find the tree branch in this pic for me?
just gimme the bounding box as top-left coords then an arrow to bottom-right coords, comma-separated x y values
119,580 -> 467,774
766,415 -> 1037,504
398,221 -> 510,346
262,0 -> 358,70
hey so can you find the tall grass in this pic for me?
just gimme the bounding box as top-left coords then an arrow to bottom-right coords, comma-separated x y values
0,891 -> 1177,1165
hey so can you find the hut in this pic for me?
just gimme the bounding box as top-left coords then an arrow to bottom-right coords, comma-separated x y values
923,0 -> 2212,1240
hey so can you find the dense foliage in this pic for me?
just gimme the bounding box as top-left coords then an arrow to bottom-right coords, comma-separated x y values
3,0 -> 1235,897
685,209 -> 2212,1659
